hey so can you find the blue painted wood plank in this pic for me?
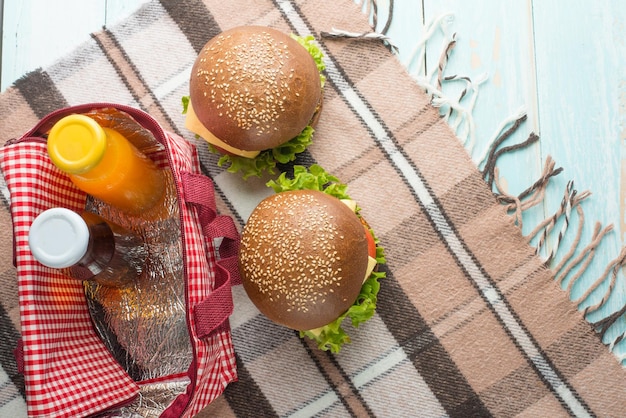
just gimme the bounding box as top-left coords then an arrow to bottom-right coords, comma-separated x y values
532,0 -> 626,355
1,0 -> 147,91
414,0 -> 544,234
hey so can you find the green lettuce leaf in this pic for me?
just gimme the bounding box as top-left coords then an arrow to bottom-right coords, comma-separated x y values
267,164 -> 349,199
268,164 -> 386,353
216,125 -> 315,180
181,95 -> 190,114
291,34 -> 327,87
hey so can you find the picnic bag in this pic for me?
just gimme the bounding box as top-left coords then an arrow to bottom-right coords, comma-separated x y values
0,103 -> 240,417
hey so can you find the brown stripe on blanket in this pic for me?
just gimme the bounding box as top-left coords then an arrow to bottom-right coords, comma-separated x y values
198,0 -> 284,34
222,353 -> 278,418
302,83 -> 408,184
0,87 -> 47,143
91,29 -> 177,131
432,197 -> 599,415
14,71 -> 68,120
198,355 -> 275,418
378,206 -> 493,415
376,268 -> 491,416
159,0 -> 222,53
300,337 -> 375,417
405,165 -> 594,415
456,202 -> 625,416
227,314 -> 355,416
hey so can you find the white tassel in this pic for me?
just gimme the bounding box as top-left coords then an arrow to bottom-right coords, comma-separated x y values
321,28 -> 398,53
477,106 -> 527,169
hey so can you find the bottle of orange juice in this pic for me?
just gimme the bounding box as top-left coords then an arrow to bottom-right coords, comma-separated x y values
47,114 -> 166,214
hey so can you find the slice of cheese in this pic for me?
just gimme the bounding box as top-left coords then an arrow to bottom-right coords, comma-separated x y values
340,198 -> 357,212
364,256 -> 377,283
184,102 -> 260,159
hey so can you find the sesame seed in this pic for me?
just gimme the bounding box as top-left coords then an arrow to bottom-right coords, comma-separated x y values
195,29 -> 303,136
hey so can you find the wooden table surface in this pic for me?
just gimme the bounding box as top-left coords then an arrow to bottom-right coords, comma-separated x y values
2,0 -> 626,361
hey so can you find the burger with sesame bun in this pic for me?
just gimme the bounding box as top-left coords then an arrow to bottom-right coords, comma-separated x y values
183,25 -> 326,179
238,165 -> 386,352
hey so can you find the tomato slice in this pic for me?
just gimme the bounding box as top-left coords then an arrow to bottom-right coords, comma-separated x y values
363,224 -> 376,259
213,144 -> 237,157
356,213 -> 376,259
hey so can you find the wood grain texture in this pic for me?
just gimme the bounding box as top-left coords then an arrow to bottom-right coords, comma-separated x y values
2,0 -> 626,358
532,1 -> 626,353
1,0 -> 148,91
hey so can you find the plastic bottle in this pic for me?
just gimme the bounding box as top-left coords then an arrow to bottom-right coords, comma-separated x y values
28,208 -> 147,287
47,114 -> 166,215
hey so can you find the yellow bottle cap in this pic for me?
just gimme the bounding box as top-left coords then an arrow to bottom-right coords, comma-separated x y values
47,114 -> 107,174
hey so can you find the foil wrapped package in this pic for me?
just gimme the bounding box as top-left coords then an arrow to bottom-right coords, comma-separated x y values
81,109 -> 193,415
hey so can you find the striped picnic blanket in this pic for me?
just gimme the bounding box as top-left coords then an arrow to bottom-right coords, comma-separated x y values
1,0 -> 625,416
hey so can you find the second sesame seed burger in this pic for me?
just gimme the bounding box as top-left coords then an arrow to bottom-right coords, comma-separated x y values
183,25 -> 326,179
238,165 -> 386,353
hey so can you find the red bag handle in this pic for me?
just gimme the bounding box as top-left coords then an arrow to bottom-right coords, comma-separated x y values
181,171 -> 241,339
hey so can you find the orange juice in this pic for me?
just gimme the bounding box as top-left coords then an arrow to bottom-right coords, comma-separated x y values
47,114 -> 166,214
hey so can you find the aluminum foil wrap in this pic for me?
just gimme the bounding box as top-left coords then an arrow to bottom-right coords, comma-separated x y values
82,109 -> 193,415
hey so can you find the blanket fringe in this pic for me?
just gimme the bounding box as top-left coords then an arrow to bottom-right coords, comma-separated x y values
484,115 -> 626,361
402,12 -> 626,364
486,123 -> 626,362
321,0 -> 398,53
331,5 -> 626,365
404,12 -> 488,151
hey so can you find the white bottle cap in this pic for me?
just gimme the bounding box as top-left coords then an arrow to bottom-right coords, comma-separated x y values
28,208 -> 89,268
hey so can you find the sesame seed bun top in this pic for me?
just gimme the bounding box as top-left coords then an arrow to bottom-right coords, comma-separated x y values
189,25 -> 322,152
238,190 -> 369,331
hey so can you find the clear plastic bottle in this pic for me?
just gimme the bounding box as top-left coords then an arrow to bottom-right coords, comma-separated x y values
28,207 -> 147,287
46,114 -> 166,215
